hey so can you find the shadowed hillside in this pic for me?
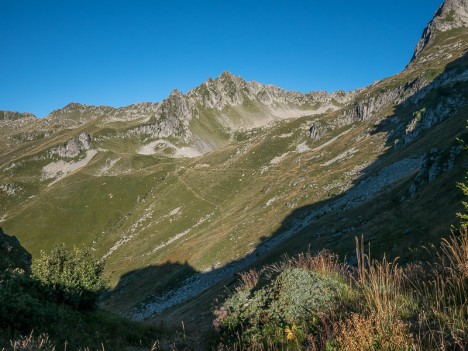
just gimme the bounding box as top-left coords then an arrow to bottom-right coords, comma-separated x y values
0,0 -> 466,338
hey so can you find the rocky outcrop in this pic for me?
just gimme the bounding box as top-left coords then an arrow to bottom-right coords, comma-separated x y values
337,86 -> 401,125
308,121 -> 326,140
0,227 -> 32,274
0,111 -> 37,130
131,89 -> 195,142
401,96 -> 465,147
0,183 -> 23,196
114,102 -> 160,119
412,0 -> 468,62
408,144 -> 463,198
50,132 -> 92,158
188,71 -> 354,111
0,110 -> 36,121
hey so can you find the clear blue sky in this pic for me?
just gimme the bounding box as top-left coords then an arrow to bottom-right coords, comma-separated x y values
0,0 -> 442,117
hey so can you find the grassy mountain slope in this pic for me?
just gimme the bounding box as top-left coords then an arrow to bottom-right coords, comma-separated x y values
0,0 -> 467,328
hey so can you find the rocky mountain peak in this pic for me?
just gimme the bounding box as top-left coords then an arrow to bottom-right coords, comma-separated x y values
215,71 -> 246,92
411,0 -> 468,61
430,0 -> 468,32
219,70 -> 235,79
169,88 -> 184,98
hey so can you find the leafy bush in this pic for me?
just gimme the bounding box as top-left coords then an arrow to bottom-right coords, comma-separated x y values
269,268 -> 349,325
32,244 -> 106,310
215,262 -> 351,349
0,268 -> 162,350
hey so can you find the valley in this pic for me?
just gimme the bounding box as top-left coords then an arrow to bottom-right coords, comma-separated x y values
1,0 -> 467,336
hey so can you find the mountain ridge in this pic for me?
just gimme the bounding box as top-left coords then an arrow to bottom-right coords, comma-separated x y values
0,0 -> 467,326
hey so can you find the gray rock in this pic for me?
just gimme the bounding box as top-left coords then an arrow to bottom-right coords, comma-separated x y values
412,0 -> 468,62
408,144 -> 463,196
308,121 -> 325,140
51,132 -> 92,158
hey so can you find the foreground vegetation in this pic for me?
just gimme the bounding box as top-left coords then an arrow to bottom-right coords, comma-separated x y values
1,204 -> 467,350
213,227 -> 468,350
2,177 -> 467,350
0,244 -> 167,350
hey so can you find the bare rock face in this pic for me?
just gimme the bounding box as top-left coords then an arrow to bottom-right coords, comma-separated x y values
337,86 -> 404,125
308,121 -> 325,140
132,89 -> 195,141
188,71 -> 355,111
433,0 -> 468,31
412,0 -> 468,61
51,132 -> 92,158
407,144 -> 463,198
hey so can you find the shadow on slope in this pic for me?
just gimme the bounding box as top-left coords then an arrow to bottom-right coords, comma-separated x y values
104,54 -> 468,325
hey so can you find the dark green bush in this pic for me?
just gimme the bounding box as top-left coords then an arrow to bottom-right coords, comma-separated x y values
0,271 -> 75,338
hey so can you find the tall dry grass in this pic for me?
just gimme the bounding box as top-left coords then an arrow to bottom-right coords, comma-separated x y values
414,227 -> 468,350
355,236 -> 412,322
334,312 -> 413,351
334,230 -> 468,351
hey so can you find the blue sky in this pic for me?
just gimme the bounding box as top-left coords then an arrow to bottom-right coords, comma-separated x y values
1,0 -> 442,117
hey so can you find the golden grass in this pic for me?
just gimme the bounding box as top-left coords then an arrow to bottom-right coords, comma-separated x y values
334,313 -> 413,351
414,227 -> 468,350
355,236 -> 411,322
236,269 -> 260,292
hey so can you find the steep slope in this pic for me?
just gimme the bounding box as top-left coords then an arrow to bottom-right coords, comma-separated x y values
0,227 -> 32,274
0,0 -> 466,326
412,0 -> 468,61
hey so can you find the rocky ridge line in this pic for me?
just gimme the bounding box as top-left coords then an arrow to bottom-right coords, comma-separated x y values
412,0 -> 468,61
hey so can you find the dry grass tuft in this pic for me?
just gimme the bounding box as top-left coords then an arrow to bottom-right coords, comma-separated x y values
415,227 -> 468,350
7,332 -> 55,351
236,269 -> 260,291
355,236 -> 411,322
285,250 -> 349,276
335,313 -> 413,351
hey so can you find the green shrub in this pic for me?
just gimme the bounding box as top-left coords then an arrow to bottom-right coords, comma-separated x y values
216,266 -> 350,348
0,272 -> 75,337
32,244 -> 106,310
269,268 -> 348,325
